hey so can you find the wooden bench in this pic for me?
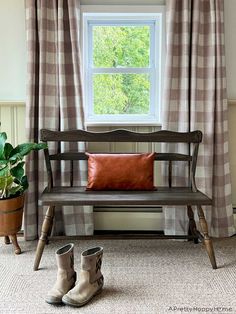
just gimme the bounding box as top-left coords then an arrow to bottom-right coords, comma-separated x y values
33,129 -> 217,270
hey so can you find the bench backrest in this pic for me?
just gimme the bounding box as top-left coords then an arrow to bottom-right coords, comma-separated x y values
40,129 -> 202,191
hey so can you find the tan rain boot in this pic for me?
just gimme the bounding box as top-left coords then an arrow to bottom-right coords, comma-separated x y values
46,243 -> 77,305
62,246 -> 104,307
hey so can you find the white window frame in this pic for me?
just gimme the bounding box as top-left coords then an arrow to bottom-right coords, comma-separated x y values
81,6 -> 165,126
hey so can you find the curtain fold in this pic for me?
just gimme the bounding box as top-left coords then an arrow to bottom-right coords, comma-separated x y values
162,0 -> 235,237
24,0 -> 94,240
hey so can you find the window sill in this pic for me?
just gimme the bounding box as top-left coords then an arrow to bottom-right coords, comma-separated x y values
85,121 -> 162,127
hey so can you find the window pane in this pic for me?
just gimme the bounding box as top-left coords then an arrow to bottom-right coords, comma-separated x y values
93,25 -> 150,68
93,74 -> 150,114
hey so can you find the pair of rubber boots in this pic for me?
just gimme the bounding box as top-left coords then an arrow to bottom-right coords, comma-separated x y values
46,244 -> 103,307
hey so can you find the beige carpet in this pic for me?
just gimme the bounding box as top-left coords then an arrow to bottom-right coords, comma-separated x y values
0,237 -> 235,314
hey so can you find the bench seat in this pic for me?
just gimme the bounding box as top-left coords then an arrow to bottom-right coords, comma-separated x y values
40,186 -> 212,206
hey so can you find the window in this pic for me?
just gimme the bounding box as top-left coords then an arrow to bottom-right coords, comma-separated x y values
82,7 -> 165,125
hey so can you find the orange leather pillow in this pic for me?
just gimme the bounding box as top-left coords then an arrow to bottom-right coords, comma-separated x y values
86,153 -> 155,191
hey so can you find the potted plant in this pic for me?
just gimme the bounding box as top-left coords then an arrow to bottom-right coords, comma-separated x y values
0,131 -> 46,254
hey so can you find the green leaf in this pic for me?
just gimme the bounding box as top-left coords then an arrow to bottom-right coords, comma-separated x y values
0,160 -> 8,166
10,162 -> 25,181
0,175 -> 13,197
9,142 -> 47,161
21,175 -> 28,192
8,186 -> 22,197
0,132 -> 7,159
4,143 -> 13,159
0,175 -> 13,189
0,165 -> 9,177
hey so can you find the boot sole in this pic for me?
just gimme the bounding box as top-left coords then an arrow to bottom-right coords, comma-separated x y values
62,287 -> 103,307
45,298 -> 63,305
46,272 -> 77,306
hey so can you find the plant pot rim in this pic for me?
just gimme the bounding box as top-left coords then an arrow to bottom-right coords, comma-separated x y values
0,193 -> 25,201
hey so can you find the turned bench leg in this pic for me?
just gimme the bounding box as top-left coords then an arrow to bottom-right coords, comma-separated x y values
187,205 -> 198,244
9,234 -> 21,254
46,212 -> 54,245
197,205 -> 217,269
33,205 -> 55,271
3,235 -> 21,254
4,235 -> 10,244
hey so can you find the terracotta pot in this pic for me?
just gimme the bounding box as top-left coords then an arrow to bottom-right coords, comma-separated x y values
0,194 -> 24,236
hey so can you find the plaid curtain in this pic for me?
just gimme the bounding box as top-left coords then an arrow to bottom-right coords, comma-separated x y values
162,0 -> 235,237
24,0 -> 94,240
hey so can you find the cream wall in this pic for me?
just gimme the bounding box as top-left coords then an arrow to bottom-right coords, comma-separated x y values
0,0 -> 26,101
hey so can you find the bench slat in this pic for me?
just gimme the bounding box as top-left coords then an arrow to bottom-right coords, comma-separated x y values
49,152 -> 192,162
40,186 -> 212,206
